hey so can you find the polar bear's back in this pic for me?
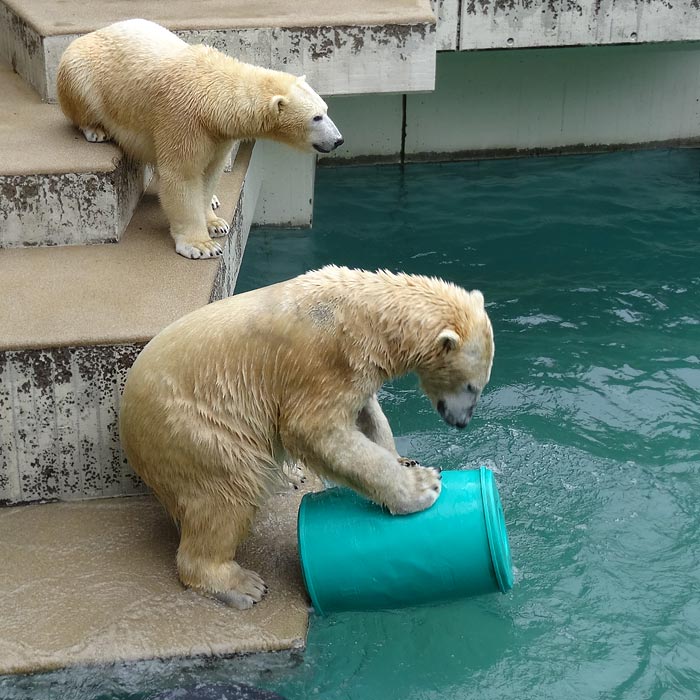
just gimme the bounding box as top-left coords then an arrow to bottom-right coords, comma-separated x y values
57,20 -> 194,161
70,19 -> 187,67
58,19 -> 189,98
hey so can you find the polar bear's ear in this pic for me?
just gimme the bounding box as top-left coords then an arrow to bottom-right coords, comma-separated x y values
270,95 -> 289,114
296,75 -> 307,83
471,290 -> 485,308
437,329 -> 461,353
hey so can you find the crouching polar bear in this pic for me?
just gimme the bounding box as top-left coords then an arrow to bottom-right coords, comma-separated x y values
119,266 -> 494,609
57,19 -> 343,259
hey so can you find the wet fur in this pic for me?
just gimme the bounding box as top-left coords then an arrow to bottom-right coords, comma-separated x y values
57,19 -> 340,259
119,266 -> 494,608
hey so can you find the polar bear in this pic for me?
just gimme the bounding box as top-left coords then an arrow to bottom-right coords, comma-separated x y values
119,266 -> 494,609
56,19 -> 343,259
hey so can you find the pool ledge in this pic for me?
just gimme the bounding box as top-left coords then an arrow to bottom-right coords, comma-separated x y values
0,481 -> 317,675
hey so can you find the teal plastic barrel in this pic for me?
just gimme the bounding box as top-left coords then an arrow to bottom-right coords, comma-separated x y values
297,467 -> 513,614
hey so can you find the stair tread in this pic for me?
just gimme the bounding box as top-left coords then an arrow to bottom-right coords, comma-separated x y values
0,480 -> 317,675
7,0 -> 434,36
0,62 -> 123,177
0,143 -> 253,351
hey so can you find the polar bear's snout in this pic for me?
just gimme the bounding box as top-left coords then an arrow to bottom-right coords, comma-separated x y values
310,114 -> 343,153
437,384 -> 480,429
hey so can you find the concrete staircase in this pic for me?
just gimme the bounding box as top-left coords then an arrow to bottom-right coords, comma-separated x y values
0,0 -> 437,506
0,0 -> 439,677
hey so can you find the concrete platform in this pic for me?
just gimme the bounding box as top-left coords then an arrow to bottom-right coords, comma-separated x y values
0,483 -> 317,675
1,0 -> 436,102
0,61 -> 143,248
0,143 -> 256,351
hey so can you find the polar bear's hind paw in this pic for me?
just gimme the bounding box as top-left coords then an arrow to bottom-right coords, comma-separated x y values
80,125 -> 109,143
212,566 -> 268,610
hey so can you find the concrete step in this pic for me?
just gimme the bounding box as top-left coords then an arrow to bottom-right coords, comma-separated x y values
0,141 -> 261,505
1,0 -> 436,103
0,61 -> 145,249
0,485 -> 316,674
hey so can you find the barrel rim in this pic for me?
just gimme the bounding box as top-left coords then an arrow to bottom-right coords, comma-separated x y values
479,466 -> 514,593
297,493 -> 326,615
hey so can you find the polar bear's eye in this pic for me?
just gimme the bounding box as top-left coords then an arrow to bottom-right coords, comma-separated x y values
313,115 -> 323,122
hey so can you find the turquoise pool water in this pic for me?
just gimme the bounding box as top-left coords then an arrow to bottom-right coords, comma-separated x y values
3,149 -> 700,699
238,150 -> 700,700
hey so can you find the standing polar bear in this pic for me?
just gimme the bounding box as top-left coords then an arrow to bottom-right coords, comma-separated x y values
119,266 -> 494,609
57,19 -> 343,259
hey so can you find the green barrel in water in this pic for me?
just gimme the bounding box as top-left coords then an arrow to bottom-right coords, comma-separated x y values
297,467 -> 513,614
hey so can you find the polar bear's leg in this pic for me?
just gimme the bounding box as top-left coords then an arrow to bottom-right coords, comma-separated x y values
176,495 -> 267,609
356,394 -> 399,457
158,168 -> 223,259
288,426 -> 442,515
356,395 -> 426,468
203,143 -> 233,238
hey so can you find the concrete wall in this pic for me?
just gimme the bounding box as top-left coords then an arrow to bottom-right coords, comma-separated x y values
252,142 -> 317,227
459,0 -> 700,50
320,43 -> 700,163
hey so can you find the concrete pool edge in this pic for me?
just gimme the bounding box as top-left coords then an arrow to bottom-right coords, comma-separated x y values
0,479 -> 320,676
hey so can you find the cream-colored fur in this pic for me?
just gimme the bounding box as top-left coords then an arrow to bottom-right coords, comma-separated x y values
56,19 -> 343,259
119,266 -> 494,609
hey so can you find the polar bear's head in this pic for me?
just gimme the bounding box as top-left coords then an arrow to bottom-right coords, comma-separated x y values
269,76 -> 343,154
418,291 -> 494,429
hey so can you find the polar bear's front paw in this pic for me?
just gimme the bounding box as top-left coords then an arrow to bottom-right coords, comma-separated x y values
211,195 -> 221,210
79,125 -> 109,143
175,237 -> 223,259
209,563 -> 267,610
207,217 -> 230,238
387,465 -> 442,515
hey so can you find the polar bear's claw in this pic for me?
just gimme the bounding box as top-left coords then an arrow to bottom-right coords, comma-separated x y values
398,457 -> 421,468
211,195 -> 221,210
207,217 -> 230,238
175,239 -> 223,259
285,461 -> 306,490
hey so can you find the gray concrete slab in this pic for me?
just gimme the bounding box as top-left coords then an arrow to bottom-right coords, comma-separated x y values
0,61 -> 145,247
0,61 -> 121,176
4,0 -> 434,35
0,143 -> 255,351
0,481 -> 318,675
0,0 -> 436,101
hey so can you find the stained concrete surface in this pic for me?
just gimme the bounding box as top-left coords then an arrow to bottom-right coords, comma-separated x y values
0,479 -> 317,675
0,62 -> 122,177
0,144 -> 252,351
3,0 -> 434,34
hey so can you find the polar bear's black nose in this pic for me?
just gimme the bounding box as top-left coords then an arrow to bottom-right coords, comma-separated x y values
334,137 -> 344,149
